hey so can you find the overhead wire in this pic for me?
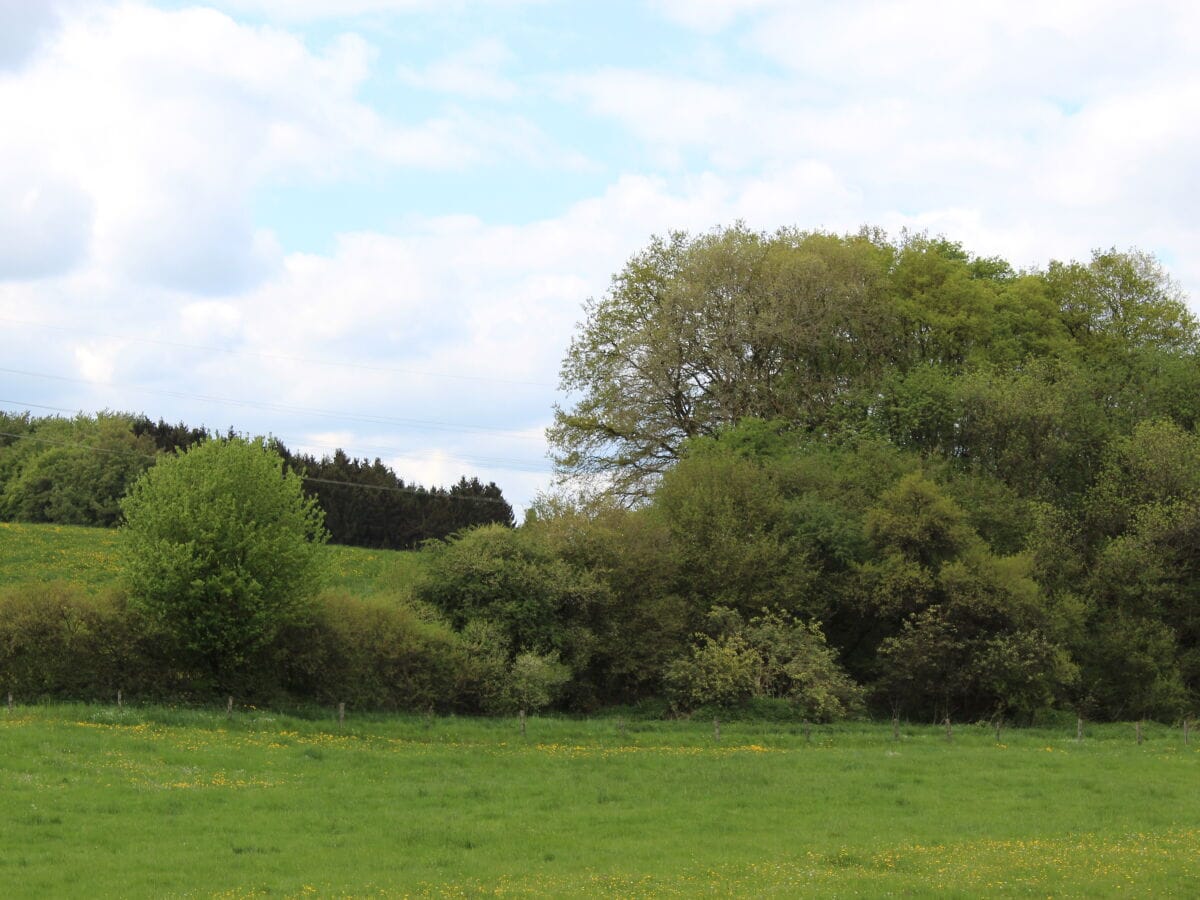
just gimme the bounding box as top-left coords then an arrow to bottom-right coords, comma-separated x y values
0,429 -> 516,507
0,366 -> 550,442
0,315 -> 557,388
0,398 -> 553,474
0,316 -> 562,481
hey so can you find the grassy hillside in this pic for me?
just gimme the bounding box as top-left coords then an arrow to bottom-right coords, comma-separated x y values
1,705 -> 1198,896
0,521 -> 427,599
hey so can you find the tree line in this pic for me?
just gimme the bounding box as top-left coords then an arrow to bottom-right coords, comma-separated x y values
0,411 -> 513,546
3,225 -> 1198,724
504,226 -> 1200,722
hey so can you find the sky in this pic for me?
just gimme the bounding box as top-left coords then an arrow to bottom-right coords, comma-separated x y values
1,0 -> 1198,513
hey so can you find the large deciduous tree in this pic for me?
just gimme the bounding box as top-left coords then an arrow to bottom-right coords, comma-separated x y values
548,225 -> 897,499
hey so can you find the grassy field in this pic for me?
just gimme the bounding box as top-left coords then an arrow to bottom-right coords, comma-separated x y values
1,704 -> 1197,897
0,521 -> 426,599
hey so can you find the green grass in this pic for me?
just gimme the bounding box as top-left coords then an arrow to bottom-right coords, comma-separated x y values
1,705 -> 1197,897
0,521 -> 123,587
322,542 -> 427,600
0,521 -> 426,599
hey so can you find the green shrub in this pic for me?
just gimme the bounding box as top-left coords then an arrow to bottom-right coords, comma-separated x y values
279,592 -> 468,711
666,608 -> 864,720
500,651 -> 571,715
119,437 -> 328,691
416,524 -> 604,672
0,582 -> 137,700
449,619 -> 572,715
665,633 -> 760,710
455,618 -> 513,712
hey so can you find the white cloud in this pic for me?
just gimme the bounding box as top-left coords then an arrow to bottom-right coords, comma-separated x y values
649,0 -> 783,32
0,0 -> 96,70
562,69 -> 746,163
0,3 -> 551,293
213,0 -> 545,22
397,38 -> 518,100
0,161 -> 93,279
179,301 -> 244,340
562,1 -> 1200,306
746,0 -> 1195,103
73,341 -> 120,384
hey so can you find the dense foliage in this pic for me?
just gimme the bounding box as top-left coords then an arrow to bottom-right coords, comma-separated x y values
0,411 -> 159,526
550,228 -> 1197,502
539,227 -> 1200,720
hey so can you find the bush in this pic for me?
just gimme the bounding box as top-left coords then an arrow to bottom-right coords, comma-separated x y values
501,651 -> 571,715
666,608 -> 864,720
279,592 -> 469,711
448,619 -> 572,715
417,524 -> 604,672
0,412 -> 157,527
665,633 -> 760,710
0,583 -> 138,700
119,437 -> 327,691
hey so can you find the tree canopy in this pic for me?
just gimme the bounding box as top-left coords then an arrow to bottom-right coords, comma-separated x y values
549,227 -> 1197,502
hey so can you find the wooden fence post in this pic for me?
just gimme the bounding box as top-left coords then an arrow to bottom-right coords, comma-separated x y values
1076,715 -> 1084,742
1136,719 -> 1143,745
944,716 -> 953,742
226,696 -> 233,720
117,689 -> 123,708
6,692 -> 11,712
713,717 -> 720,743
519,708 -> 527,737
892,712 -> 900,742
338,702 -> 345,731
1185,716 -> 1191,746
994,718 -> 1002,743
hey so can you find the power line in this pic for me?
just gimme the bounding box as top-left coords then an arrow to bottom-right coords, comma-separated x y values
0,430 -> 515,507
0,400 -> 81,415
0,399 -> 554,474
0,315 -> 557,388
0,430 -> 154,460
297,475 -> 511,506
0,366 -> 550,442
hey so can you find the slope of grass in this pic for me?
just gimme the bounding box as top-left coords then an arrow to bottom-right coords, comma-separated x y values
0,520 -> 426,598
1,706 -> 1197,897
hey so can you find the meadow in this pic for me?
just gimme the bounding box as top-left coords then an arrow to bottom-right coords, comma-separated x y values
0,521 -> 426,599
1,704 -> 1198,897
